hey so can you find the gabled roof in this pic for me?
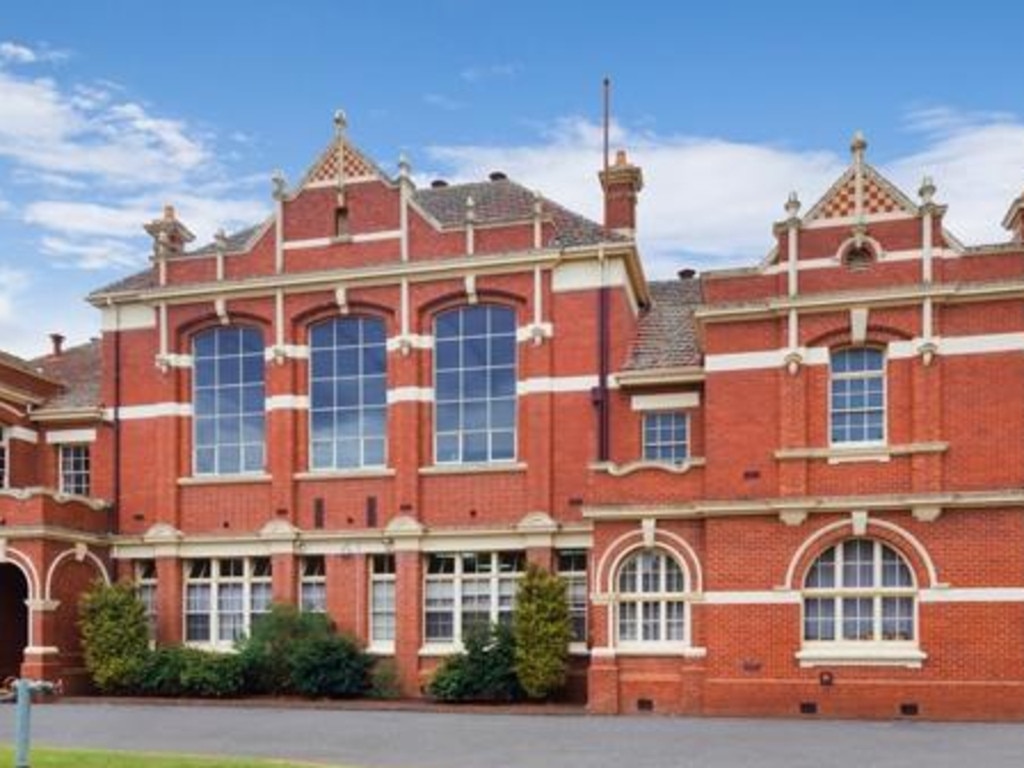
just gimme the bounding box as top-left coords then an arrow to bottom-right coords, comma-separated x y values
299,136 -> 391,187
803,163 -> 919,223
623,279 -> 703,371
31,339 -> 103,411
413,178 -> 626,248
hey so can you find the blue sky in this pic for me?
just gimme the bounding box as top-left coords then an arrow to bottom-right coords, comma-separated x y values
2,1 -> 1024,356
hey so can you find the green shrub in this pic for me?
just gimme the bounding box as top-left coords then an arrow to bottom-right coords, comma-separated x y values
513,564 -> 573,699
180,649 -> 246,698
428,623 -> 522,702
78,581 -> 150,694
289,634 -> 371,698
369,657 -> 402,699
236,605 -> 335,694
137,647 -> 188,697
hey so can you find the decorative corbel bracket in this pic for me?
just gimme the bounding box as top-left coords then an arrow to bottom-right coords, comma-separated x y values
784,350 -> 803,376
918,340 -> 938,367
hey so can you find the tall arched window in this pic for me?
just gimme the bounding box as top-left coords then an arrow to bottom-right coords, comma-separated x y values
309,316 -> 387,470
830,347 -> 885,445
434,304 -> 517,464
616,549 -> 688,646
803,539 -> 915,644
193,326 -> 265,475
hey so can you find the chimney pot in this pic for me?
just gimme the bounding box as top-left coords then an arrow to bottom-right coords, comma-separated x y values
489,171 -> 508,182
431,179 -> 449,189
615,149 -> 628,166
50,333 -> 65,356
163,204 -> 175,220
678,268 -> 696,280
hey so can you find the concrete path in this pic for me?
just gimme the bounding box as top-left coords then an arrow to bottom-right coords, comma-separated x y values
2,702 -> 1024,767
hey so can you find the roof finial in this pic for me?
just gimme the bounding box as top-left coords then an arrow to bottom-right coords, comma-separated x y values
919,175 -> 936,205
398,152 -> 411,180
333,109 -> 348,135
784,191 -> 801,219
851,130 -> 868,166
271,169 -> 287,201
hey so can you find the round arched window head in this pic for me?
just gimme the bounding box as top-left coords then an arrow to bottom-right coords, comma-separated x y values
843,242 -> 875,269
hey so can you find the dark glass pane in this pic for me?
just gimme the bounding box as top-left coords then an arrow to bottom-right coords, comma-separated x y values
463,433 -> 488,462
435,310 -> 460,340
194,332 -> 216,358
241,328 -> 263,353
436,434 -> 459,462
436,403 -> 460,432
311,380 -> 334,409
219,446 -> 241,474
492,431 -> 515,460
489,307 -> 516,335
220,329 -> 241,355
463,306 -> 488,337
435,340 -> 460,371
311,349 -> 333,378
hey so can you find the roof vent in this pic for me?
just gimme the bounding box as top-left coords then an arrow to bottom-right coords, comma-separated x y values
431,179 -> 449,189
489,171 -> 508,182
677,268 -> 696,280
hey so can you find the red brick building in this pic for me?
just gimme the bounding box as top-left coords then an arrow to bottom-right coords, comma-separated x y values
4,118 -> 1024,719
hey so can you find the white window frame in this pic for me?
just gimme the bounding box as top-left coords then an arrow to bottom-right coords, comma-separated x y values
614,549 -> 693,653
308,316 -> 388,471
183,557 -> 272,649
58,443 -> 91,496
556,549 -> 588,648
299,556 -> 326,613
829,347 -> 886,447
433,304 -> 518,465
423,551 -> 524,650
192,326 -> 266,477
369,554 -> 396,653
641,411 -> 689,464
798,539 -> 924,668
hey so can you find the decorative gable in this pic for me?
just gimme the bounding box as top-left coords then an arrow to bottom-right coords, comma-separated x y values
302,138 -> 383,186
804,165 -> 918,223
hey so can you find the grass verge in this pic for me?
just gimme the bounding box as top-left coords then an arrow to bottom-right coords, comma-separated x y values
0,745 -> 345,767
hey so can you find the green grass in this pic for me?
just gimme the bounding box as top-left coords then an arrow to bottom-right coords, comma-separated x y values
0,745 -> 348,767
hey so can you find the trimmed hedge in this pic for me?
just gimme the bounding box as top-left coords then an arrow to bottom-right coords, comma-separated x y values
428,623 -> 523,702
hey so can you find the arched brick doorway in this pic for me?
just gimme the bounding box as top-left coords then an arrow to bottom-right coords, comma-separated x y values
0,563 -> 28,680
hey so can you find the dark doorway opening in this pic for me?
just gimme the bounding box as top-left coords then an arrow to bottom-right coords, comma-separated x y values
0,564 -> 28,679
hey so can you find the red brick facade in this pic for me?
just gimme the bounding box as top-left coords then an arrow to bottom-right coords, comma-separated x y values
3,125 -> 1024,718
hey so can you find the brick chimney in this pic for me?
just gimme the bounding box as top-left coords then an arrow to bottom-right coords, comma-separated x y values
144,204 -> 196,259
1002,188 -> 1024,243
49,333 -> 64,356
599,149 -> 644,236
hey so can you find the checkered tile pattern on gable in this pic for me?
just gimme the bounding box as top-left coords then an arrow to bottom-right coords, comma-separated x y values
303,138 -> 385,185
805,165 -> 918,222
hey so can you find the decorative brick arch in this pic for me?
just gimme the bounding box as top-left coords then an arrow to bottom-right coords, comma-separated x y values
595,526 -> 703,597
783,516 -> 938,591
0,545 -> 40,602
44,545 -> 110,602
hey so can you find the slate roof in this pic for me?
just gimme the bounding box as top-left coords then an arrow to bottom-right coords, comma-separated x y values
32,339 -> 103,411
0,349 -> 53,381
90,178 -> 623,300
623,279 -> 703,371
413,178 -> 625,248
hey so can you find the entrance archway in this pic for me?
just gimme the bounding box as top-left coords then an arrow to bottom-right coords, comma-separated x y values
0,564 -> 28,679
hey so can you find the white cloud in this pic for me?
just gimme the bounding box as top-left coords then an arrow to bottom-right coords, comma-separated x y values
423,93 -> 464,112
460,63 -> 519,83
425,110 -> 1024,277
40,236 -> 140,270
0,41 -> 69,65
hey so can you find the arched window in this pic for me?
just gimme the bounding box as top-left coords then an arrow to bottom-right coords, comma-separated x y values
308,316 -> 387,469
830,347 -> 885,445
616,549 -> 688,645
193,326 -> 265,475
803,539 -> 915,644
434,304 -> 517,464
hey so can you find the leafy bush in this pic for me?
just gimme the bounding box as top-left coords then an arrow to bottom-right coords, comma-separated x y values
513,564 -> 573,699
369,657 -> 402,699
428,623 -> 522,702
179,649 -> 246,698
236,605 -> 335,694
136,647 -> 189,697
78,581 -> 150,694
289,634 -> 371,698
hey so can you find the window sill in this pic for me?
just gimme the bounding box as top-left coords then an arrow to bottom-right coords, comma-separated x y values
609,644 -> 708,658
178,474 -> 272,486
368,642 -> 395,656
569,642 -> 590,656
796,643 -> 926,668
294,468 -> 396,480
419,462 -> 527,476
419,643 -> 461,657
775,442 -> 948,465
590,458 -> 705,477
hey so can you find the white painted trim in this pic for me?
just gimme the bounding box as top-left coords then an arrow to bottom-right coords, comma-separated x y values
266,395 -> 309,411
630,392 -> 700,411
796,644 -> 926,668
706,347 -> 828,373
551,258 -> 629,292
282,231 -> 403,251
515,322 -> 554,344
105,403 -> 193,420
590,458 -> 705,477
158,353 -> 193,369
385,334 -> 432,352
517,375 -> 615,395
387,387 -> 434,404
45,428 -> 97,445
265,343 -> 308,360
101,303 -> 156,331
802,210 -> 914,230
702,590 -> 801,605
920,587 -> 1024,603
8,426 -> 38,444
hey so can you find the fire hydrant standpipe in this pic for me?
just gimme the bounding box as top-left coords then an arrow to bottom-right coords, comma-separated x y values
13,678 -> 61,768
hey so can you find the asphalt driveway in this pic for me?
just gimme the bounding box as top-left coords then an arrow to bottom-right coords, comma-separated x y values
2,702 -> 1024,768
